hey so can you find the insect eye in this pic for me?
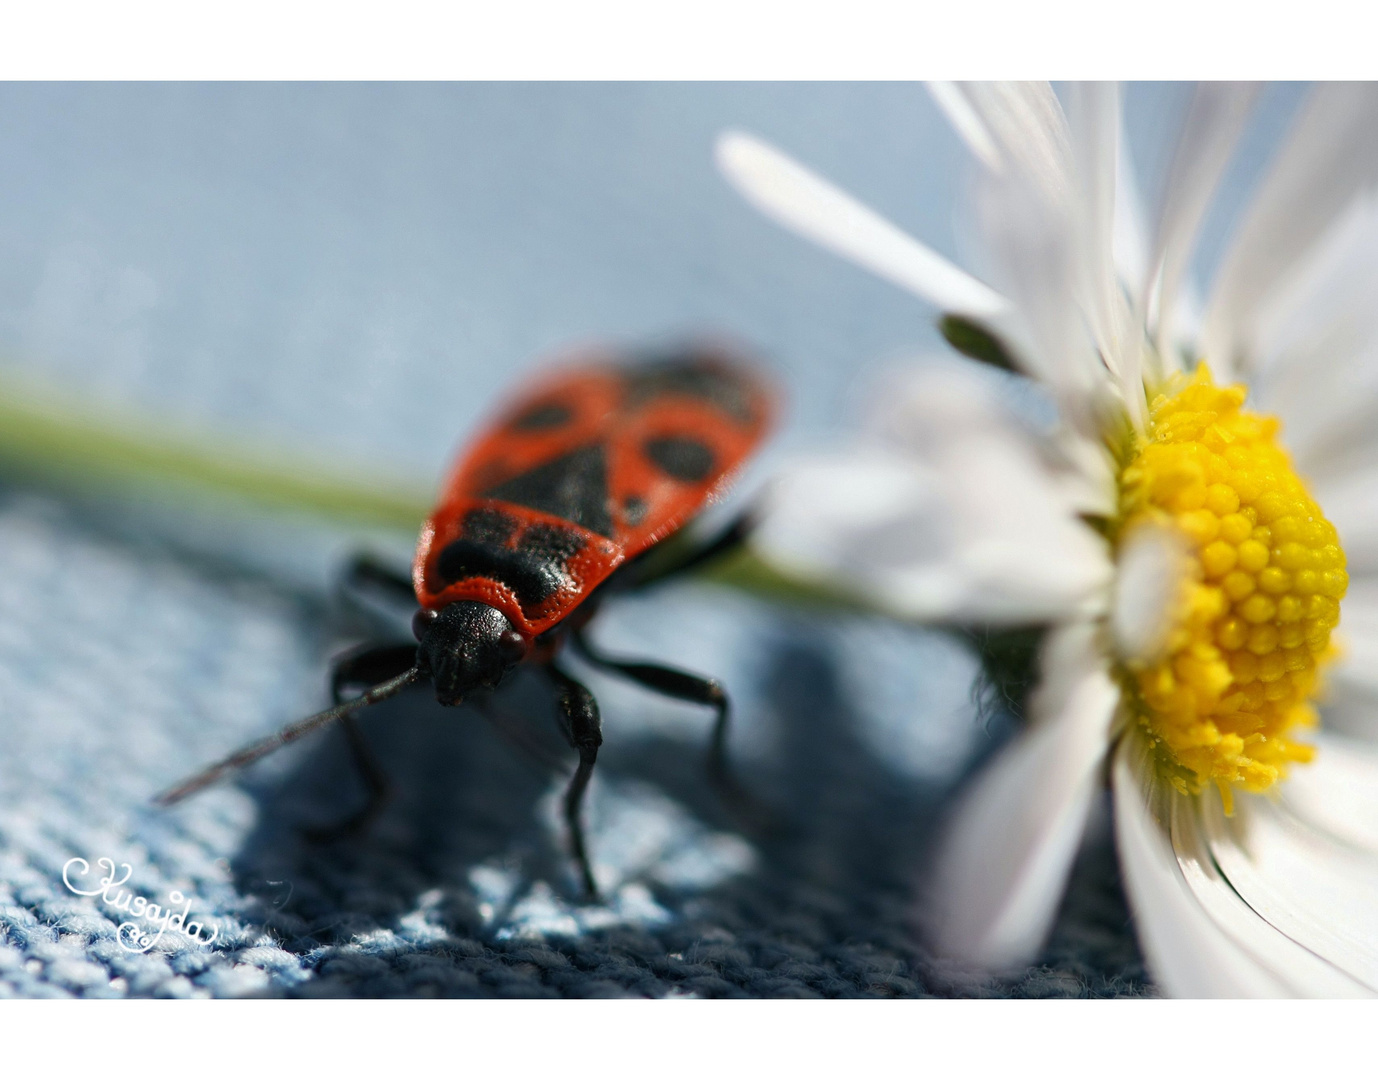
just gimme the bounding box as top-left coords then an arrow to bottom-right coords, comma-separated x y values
412,608 -> 439,642
497,629 -> 530,664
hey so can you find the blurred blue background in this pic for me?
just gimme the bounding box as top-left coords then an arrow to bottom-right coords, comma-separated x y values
0,83 -> 1305,997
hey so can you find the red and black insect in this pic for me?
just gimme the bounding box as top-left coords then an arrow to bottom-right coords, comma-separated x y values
157,348 -> 775,897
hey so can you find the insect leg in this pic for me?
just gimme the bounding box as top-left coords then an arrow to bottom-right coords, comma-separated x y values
341,553 -> 418,607
544,662 -> 603,900
332,642 -> 420,699
570,629 -> 774,829
571,629 -> 732,781
306,642 -> 417,841
620,513 -> 751,590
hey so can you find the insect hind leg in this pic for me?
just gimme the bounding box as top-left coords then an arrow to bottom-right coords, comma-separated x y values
543,662 -> 603,900
305,642 -> 417,843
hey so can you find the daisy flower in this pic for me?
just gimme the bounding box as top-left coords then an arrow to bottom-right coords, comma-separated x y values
717,82 -> 1378,996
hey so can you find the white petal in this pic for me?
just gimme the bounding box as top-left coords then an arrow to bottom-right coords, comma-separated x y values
1111,521 -> 1193,664
1321,575 -> 1378,740
1205,83 -> 1378,376
1065,81 -> 1146,432
1203,782 -> 1378,992
1333,578 -> 1378,661
975,172 -> 1101,411
1246,196 -> 1378,484
1168,277 -> 1205,375
923,620 -> 1118,970
1313,464 -> 1378,576
929,83 -> 1101,409
972,178 -> 1106,414
1064,80 -> 1122,346
714,131 -> 1008,321
1319,675 -> 1378,742
750,362 -> 1113,625
936,82 -> 1073,207
1113,135 -> 1151,301
1280,731 -> 1378,855
880,357 -> 1118,517
929,82 -> 1130,420
1113,737 -> 1363,996
1145,82 -> 1261,369
927,81 -> 1002,172
1045,425 -> 1119,518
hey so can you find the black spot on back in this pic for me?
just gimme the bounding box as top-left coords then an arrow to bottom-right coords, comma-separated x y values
482,444 -> 613,537
623,356 -> 756,424
622,494 -> 648,526
435,522 -> 586,609
460,507 -> 517,545
517,522 -> 585,563
644,436 -> 716,482
510,402 -> 573,431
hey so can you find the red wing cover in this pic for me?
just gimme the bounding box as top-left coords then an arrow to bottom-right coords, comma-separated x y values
413,349 -> 774,635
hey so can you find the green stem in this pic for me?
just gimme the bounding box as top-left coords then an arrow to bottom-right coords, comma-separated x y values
0,370 -> 433,531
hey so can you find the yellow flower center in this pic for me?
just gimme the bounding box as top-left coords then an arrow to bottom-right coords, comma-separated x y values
1115,365 -> 1346,809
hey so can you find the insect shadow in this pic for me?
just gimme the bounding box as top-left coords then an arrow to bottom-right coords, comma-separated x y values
223,607 -> 1142,996
225,612 -> 934,947
227,668 -> 569,945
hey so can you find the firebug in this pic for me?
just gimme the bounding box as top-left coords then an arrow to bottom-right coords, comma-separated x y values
157,347 -> 775,898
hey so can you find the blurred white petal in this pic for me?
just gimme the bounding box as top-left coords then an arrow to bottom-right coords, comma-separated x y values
1066,81 -> 1145,431
751,364 -> 1111,624
1046,426 -> 1119,518
1111,522 -> 1193,664
925,621 -> 1118,969
1337,577 -> 1378,647
751,450 -> 1105,625
1317,680 -> 1378,749
1321,579 -> 1378,732
1146,82 -> 1261,370
929,82 -> 1108,412
1313,466 -> 1378,576
975,156 -> 1105,418
879,357 -> 1118,517
1247,196 -> 1378,484
1113,737 -> 1364,996
1319,676 -> 1378,742
934,82 -> 1073,207
1113,136 -> 1151,300
714,131 -> 1008,321
1205,83 -> 1378,375
927,81 -> 1002,171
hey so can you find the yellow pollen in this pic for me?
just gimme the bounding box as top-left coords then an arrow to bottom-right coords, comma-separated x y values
1115,365 -> 1345,802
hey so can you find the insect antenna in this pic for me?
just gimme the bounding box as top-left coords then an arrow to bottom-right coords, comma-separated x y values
154,667 -> 422,806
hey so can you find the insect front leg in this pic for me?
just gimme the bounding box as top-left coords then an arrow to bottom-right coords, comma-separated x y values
571,629 -> 771,828
572,630 -> 732,779
543,662 -> 603,900
306,642 -> 417,842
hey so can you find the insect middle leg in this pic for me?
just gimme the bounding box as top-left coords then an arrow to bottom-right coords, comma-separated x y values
307,642 -> 417,841
543,661 -> 604,900
619,513 -> 751,590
